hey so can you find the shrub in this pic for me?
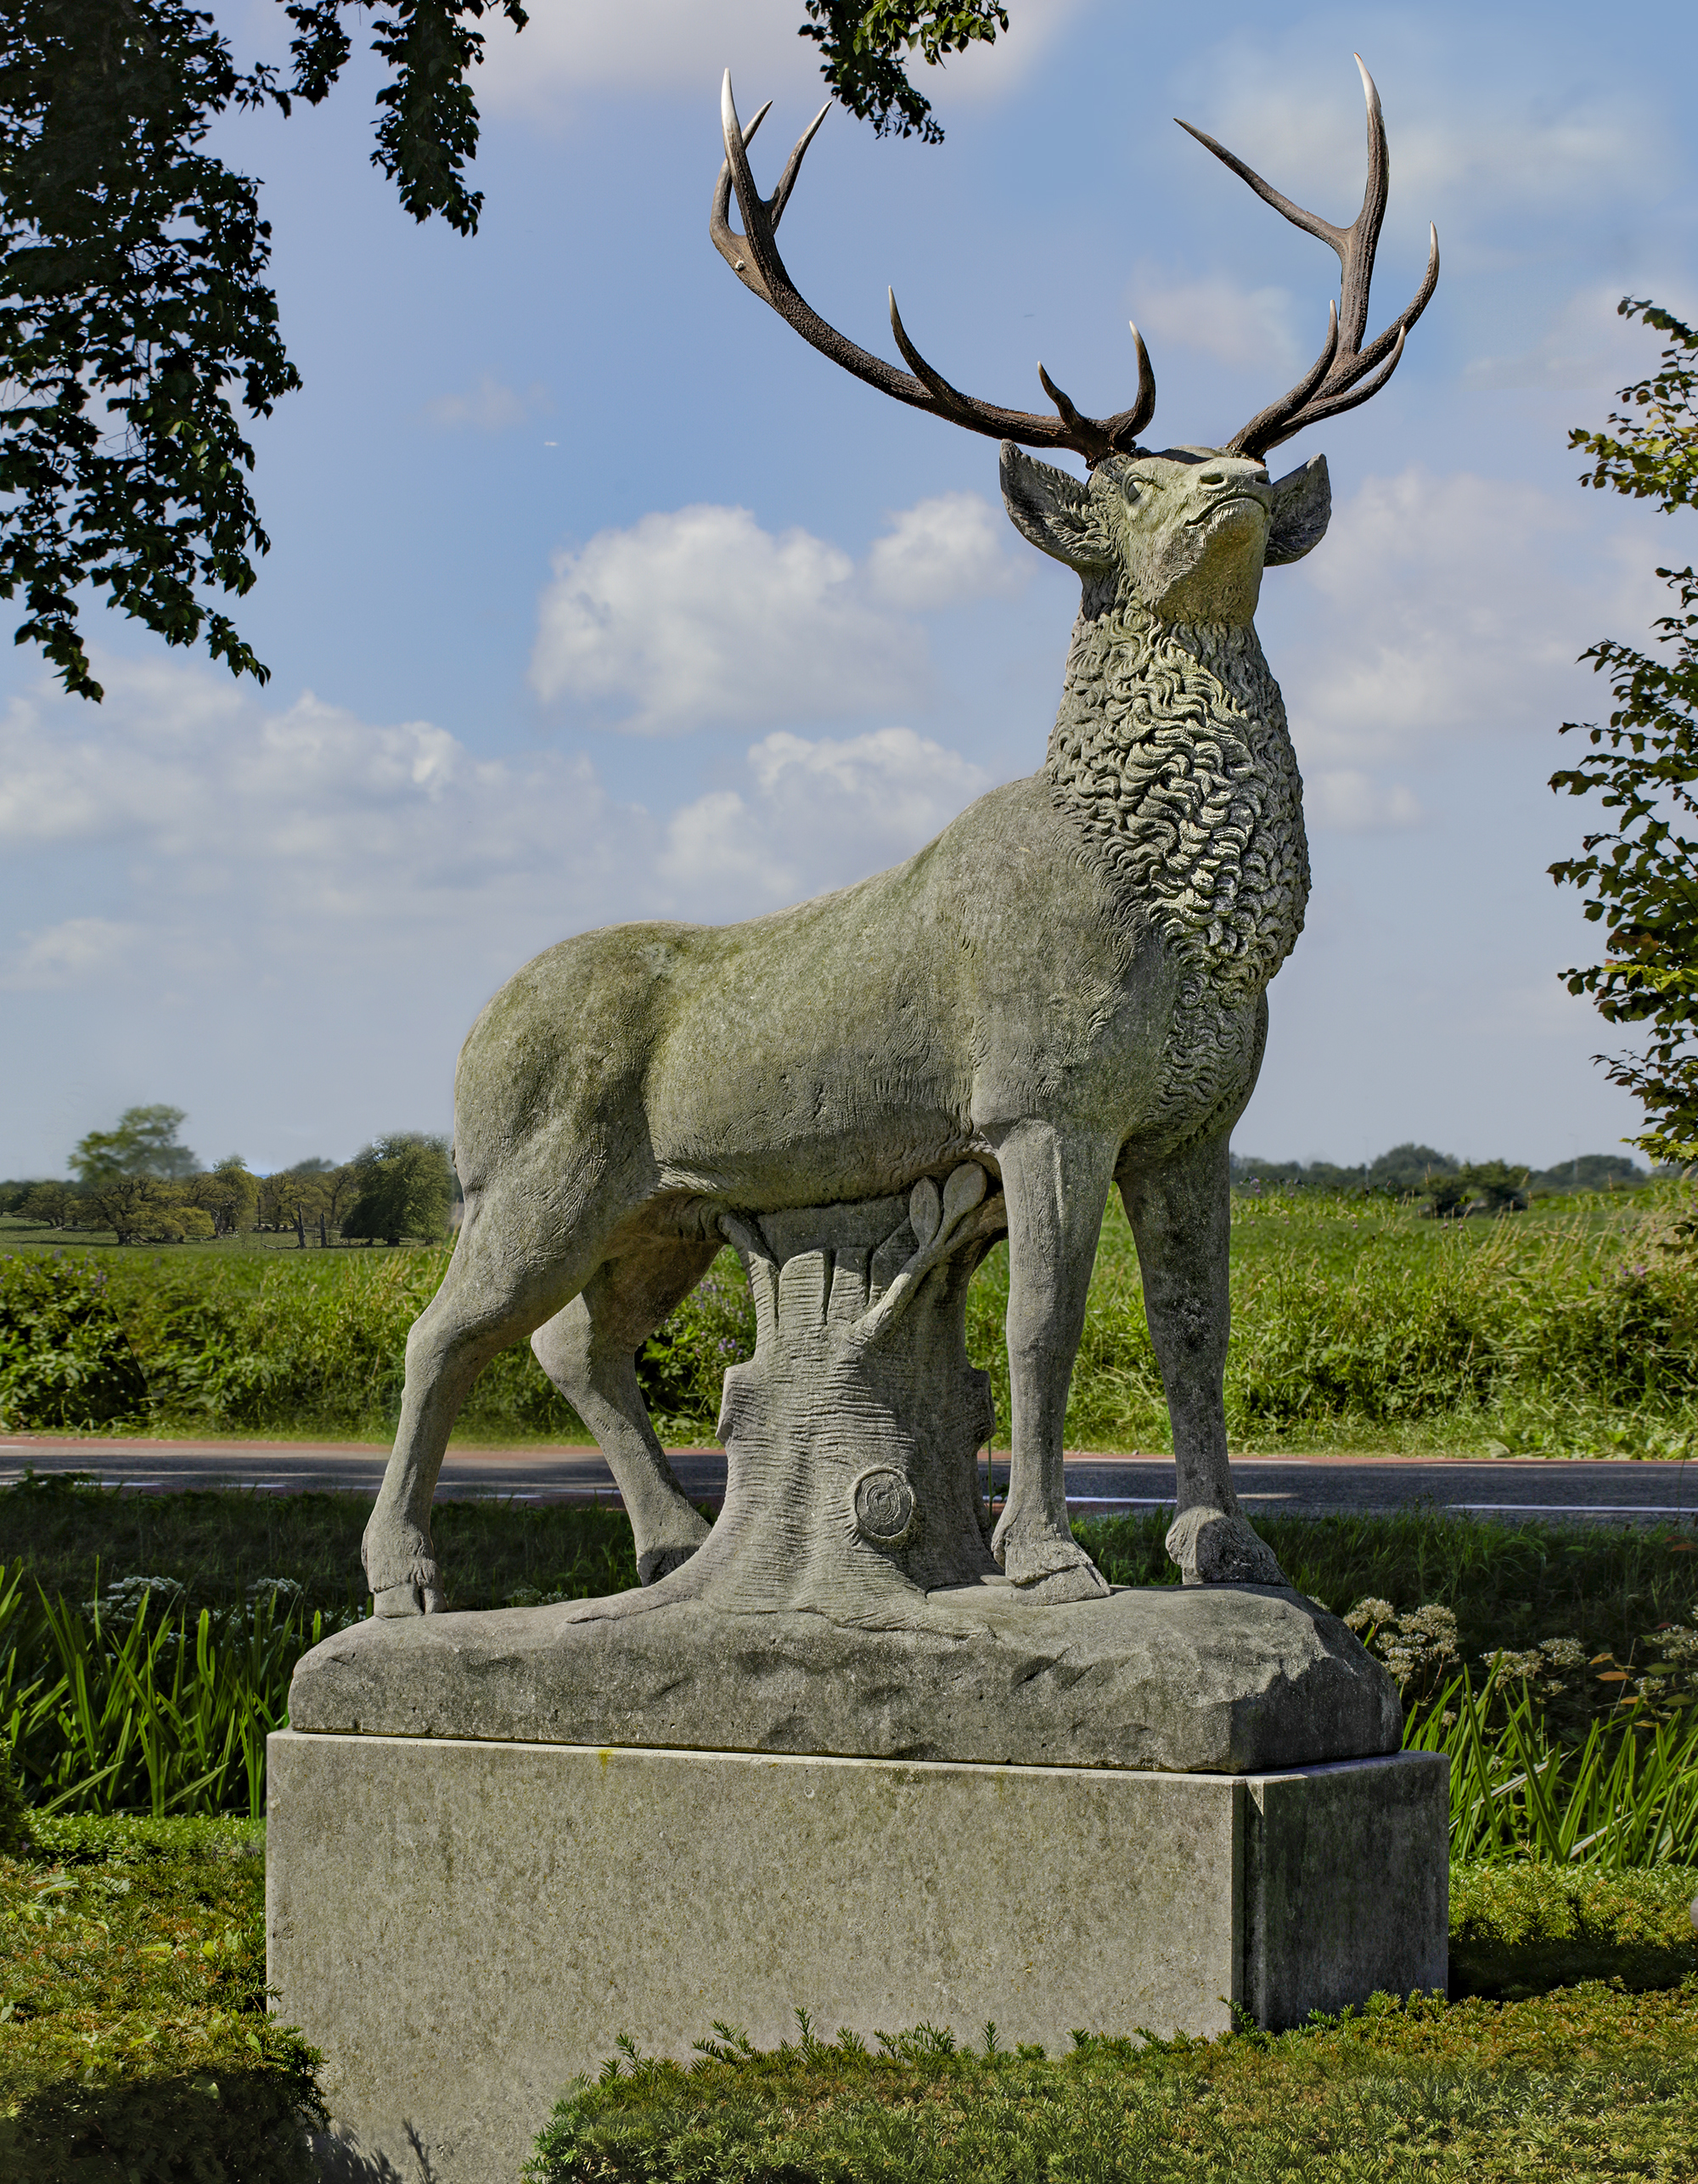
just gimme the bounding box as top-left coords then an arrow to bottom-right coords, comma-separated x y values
0,1253 -> 147,1429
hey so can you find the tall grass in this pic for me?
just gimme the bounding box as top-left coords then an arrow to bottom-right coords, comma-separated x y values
4,1550 -> 1695,1856
0,1563 -> 329,1820
1414,1673 -> 1698,1866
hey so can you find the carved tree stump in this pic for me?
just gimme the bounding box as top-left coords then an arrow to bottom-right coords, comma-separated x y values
628,1162 -> 1008,1618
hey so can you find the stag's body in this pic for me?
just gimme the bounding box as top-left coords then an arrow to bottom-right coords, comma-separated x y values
363,453 -> 1310,1607
362,58 -> 1433,1613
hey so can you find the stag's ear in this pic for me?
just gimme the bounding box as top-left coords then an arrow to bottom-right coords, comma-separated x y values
1264,453 -> 1331,566
999,443 -> 1113,573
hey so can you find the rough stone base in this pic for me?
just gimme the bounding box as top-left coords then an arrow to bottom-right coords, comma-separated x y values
287,1580 -> 1402,1774
267,1731 -> 1447,2184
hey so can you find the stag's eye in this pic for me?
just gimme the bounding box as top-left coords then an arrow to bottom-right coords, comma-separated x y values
1200,470 -> 1225,486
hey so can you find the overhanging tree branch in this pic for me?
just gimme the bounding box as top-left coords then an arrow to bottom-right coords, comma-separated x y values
0,0 -> 1006,700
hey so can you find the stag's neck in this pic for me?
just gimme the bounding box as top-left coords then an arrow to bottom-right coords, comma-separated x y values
1044,599 -> 1310,1005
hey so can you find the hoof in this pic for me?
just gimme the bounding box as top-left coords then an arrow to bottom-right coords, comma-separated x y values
1166,1508 -> 1285,1587
992,1512 -> 1110,1597
370,1579 -> 448,1617
363,1519 -> 446,1612
638,1539 -> 706,1585
1017,1562 -> 1113,1604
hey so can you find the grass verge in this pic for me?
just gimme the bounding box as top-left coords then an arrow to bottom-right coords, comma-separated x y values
0,1815 -> 321,2182
3,1821 -> 1694,2184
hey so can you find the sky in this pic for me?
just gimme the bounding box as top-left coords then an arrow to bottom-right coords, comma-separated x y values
2,0 -> 1695,1179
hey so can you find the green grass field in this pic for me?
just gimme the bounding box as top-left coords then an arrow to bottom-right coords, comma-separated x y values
5,1184 -> 1695,1455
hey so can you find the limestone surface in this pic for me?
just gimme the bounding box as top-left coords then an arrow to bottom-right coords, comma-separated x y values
267,1732 -> 1448,2184
288,1579 -> 1400,1774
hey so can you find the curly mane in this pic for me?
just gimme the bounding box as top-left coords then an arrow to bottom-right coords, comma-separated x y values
1044,604 -> 1309,1011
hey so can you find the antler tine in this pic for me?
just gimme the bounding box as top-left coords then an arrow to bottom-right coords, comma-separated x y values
1226,299 -> 1338,459
768,99 -> 830,228
1341,52 -> 1389,356
711,72 -> 1159,466
710,95 -> 774,297
1178,56 -> 1439,459
1102,322 -> 1157,451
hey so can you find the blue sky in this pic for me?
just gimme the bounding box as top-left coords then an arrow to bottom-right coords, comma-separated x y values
2,0 -> 1694,1178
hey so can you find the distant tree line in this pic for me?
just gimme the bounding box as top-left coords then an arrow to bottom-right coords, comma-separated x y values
1229,1141 -> 1651,1217
0,1106 -> 457,1247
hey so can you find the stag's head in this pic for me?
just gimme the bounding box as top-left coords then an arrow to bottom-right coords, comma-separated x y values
999,443 -> 1331,626
711,57 -> 1437,628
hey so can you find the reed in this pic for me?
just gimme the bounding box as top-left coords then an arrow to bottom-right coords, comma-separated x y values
1414,1669 -> 1698,1867
0,1564 -> 326,1821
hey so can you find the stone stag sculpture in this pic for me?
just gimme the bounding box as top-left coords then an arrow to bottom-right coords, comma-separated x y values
361,58 -> 1436,1617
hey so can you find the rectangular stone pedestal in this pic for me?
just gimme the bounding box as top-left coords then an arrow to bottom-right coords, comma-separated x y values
267,1731 -> 1447,2184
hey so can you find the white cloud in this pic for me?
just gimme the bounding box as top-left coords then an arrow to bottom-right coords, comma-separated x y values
864,493 -> 1024,610
1130,266 -> 1301,372
1161,41 -> 1667,303
1176,51 -> 1664,255
1465,283 -> 1698,393
1303,771 -> 1421,833
1257,463 -> 1674,833
666,725 -> 990,902
1270,466 -> 1634,773
531,493 -> 1015,733
0,656 -> 996,999
0,918 -> 138,992
424,376 -> 552,431
531,504 -> 914,733
473,0 -> 1083,115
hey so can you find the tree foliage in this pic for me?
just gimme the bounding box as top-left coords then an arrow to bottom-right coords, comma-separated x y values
0,0 -> 297,701
801,1 -> 1009,142
70,1102 -> 199,1181
1,2 -> 1003,701
1551,300 -> 1698,1165
1425,1162 -> 1530,1220
342,1132 -> 455,1245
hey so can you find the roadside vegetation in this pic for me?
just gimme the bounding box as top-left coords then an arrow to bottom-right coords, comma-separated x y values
3,1482 -> 1695,1853
8,1179 -> 1692,1457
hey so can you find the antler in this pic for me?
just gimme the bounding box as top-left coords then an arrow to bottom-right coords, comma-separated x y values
711,72 -> 1155,467
1177,55 -> 1439,459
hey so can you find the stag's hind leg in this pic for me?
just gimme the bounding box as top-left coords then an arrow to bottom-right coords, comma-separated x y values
531,1237 -> 720,1585
363,1166 -> 627,1614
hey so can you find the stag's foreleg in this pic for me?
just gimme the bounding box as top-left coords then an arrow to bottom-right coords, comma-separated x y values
1119,1129 -> 1286,1585
531,1238 -> 720,1585
989,1121 -> 1116,1601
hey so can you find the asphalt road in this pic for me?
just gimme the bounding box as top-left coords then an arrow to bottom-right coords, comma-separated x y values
2,1434 -> 1695,1525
